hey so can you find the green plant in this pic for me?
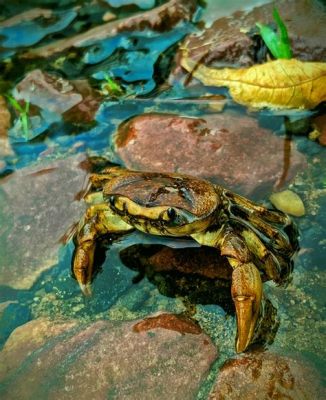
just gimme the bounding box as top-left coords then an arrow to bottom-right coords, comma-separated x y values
256,7 -> 292,59
101,74 -> 124,98
6,95 -> 30,139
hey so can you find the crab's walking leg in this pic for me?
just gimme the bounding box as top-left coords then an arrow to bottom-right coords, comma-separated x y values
73,203 -> 133,295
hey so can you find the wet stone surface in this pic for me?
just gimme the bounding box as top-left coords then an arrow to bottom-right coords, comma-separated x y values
14,70 -> 83,115
208,351 -> 325,400
114,113 -> 306,197
0,314 -> 218,400
0,154 -> 88,289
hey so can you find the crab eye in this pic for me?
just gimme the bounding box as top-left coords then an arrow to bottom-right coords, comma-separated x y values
109,195 -> 116,207
167,207 -> 177,221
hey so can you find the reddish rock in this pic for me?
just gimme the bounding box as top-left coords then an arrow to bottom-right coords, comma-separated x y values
171,0 -> 326,82
209,351 -> 325,400
114,113 -> 306,196
0,154 -> 89,289
14,69 -> 83,114
133,313 -> 203,335
313,114 -> 326,146
0,315 -> 217,400
63,79 -> 101,124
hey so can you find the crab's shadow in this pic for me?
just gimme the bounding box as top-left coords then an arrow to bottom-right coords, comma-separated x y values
93,242 -> 283,348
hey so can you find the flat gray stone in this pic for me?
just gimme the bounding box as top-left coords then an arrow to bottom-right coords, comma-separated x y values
0,154 -> 88,289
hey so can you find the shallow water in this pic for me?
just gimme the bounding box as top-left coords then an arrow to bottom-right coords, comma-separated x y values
0,0 -> 325,398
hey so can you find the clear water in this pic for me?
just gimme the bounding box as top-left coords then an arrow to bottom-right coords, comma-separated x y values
0,0 -> 325,398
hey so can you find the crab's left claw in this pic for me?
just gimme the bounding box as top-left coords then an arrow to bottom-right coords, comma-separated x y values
231,262 -> 263,353
73,240 -> 95,297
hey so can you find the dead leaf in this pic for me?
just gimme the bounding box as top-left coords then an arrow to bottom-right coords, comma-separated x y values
181,52 -> 326,109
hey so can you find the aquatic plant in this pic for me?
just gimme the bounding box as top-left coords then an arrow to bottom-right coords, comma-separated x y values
256,8 -> 292,59
5,95 -> 30,139
100,74 -> 125,98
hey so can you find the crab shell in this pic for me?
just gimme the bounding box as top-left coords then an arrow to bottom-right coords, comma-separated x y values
73,167 -> 298,352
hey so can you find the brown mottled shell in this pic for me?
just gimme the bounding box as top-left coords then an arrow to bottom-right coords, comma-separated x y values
103,170 -> 219,218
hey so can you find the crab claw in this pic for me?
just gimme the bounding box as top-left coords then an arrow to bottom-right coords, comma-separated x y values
72,240 -> 95,296
231,262 -> 263,353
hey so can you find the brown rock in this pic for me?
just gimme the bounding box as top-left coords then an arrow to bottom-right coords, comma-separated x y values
63,79 -> 101,124
313,114 -> 326,146
209,351 -> 325,400
14,69 -> 83,114
133,313 -> 202,335
0,154 -> 89,289
114,113 -> 306,196
23,0 -> 196,59
0,315 -> 217,400
172,0 -> 326,81
0,95 -> 11,138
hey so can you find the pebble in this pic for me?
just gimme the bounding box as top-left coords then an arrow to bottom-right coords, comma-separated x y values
270,190 -> 305,217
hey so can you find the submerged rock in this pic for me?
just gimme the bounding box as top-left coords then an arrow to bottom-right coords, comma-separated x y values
105,0 -> 155,9
209,351 -> 325,400
14,70 -> 83,115
0,9 -> 76,49
0,154 -> 89,289
114,113 -> 306,197
312,114 -> 326,146
0,314 -> 217,400
23,0 -> 197,59
270,190 -> 305,217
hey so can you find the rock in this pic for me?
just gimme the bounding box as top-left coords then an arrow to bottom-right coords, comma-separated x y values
270,190 -> 305,217
171,0 -> 326,82
23,0 -> 196,59
209,351 -> 325,400
0,9 -> 77,49
0,314 -> 217,399
105,0 -> 155,9
63,79 -> 101,124
114,113 -> 306,197
0,154 -> 89,289
14,70 -> 83,114
312,114 -> 326,146
0,96 -> 11,138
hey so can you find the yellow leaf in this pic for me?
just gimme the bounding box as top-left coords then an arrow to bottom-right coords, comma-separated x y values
181,53 -> 326,109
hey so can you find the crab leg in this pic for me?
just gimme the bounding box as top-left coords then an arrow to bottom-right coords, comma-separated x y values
224,189 -> 299,254
73,203 -> 133,295
230,261 -> 262,353
219,230 -> 263,353
193,226 -> 263,352
224,189 -> 292,226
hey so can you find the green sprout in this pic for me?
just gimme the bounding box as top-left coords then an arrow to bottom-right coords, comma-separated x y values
256,7 -> 292,59
101,74 -> 124,98
6,95 -> 30,139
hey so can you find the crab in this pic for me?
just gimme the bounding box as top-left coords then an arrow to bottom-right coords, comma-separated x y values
72,167 -> 298,352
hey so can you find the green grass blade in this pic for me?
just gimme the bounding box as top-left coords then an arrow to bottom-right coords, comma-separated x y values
256,8 -> 292,59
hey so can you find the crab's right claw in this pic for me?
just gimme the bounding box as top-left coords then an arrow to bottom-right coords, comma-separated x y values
231,262 -> 263,353
72,241 -> 95,296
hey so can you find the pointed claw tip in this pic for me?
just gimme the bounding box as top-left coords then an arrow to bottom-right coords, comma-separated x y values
79,283 -> 92,297
236,336 -> 250,353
